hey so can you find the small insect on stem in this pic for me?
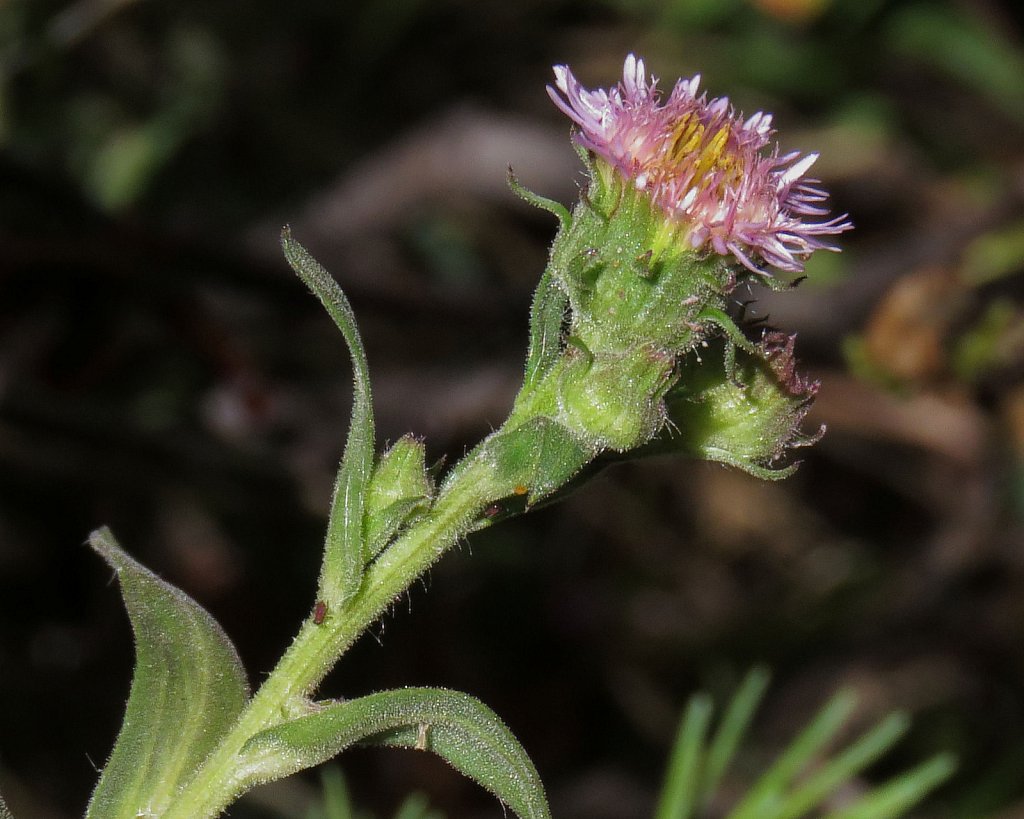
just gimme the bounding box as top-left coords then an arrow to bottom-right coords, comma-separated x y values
313,600 -> 328,625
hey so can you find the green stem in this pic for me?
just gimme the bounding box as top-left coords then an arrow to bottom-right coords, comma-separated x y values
163,454 -> 497,818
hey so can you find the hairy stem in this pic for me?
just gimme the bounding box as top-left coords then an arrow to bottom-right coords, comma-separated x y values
163,455 -> 497,818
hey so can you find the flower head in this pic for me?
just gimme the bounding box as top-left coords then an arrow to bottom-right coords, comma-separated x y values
548,54 -> 851,275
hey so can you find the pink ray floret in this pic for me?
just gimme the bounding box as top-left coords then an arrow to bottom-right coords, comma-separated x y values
548,55 -> 852,274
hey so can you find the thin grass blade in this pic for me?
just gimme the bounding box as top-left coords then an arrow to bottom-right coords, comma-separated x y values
776,712 -> 910,819
319,767 -> 355,819
700,667 -> 771,811
392,792 -> 441,819
655,693 -> 713,819
824,754 -> 956,819
728,690 -> 857,819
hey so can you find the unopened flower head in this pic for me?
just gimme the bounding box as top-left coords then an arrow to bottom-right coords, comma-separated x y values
548,54 -> 852,275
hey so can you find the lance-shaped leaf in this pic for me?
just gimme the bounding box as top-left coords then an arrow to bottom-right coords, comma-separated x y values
86,527 -> 249,818
282,227 -> 374,605
242,687 -> 550,819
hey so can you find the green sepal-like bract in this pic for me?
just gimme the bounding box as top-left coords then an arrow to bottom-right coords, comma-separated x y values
507,167 -> 571,230
509,172 -> 573,393
240,688 -> 551,819
85,528 -> 250,819
363,434 -> 433,559
556,341 -> 676,451
282,228 -> 375,606
483,415 -> 595,505
522,267 -> 570,392
548,161 -> 731,357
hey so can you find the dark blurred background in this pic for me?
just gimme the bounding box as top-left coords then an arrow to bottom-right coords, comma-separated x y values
2,0 -> 1024,816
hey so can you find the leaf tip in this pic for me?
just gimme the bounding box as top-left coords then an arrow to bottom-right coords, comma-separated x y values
87,526 -> 124,568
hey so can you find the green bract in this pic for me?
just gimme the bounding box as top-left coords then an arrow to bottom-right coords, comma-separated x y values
549,166 -> 728,356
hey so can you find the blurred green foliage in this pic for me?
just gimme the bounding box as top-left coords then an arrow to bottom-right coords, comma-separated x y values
305,768 -> 442,819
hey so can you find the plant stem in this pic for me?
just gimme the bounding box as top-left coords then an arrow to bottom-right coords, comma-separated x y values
163,454 -> 497,818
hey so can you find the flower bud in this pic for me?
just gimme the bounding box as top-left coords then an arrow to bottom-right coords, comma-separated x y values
363,434 -> 432,558
656,332 -> 822,478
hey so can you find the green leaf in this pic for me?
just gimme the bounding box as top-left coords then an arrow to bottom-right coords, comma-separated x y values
242,687 -> 550,819
507,167 -> 571,230
366,497 -> 429,557
0,791 -> 13,819
85,527 -> 250,819
282,228 -> 375,605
